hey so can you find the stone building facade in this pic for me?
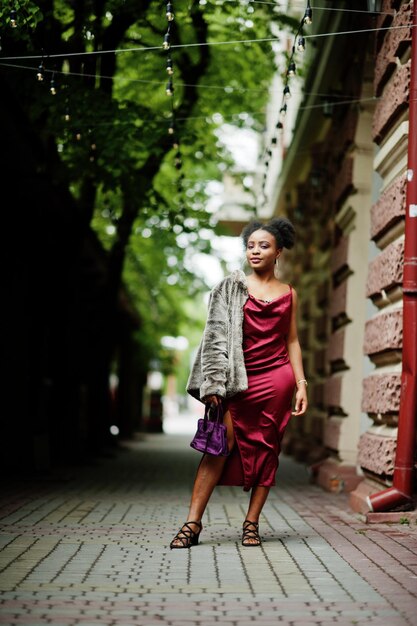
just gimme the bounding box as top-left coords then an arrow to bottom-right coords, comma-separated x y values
271,0 -> 415,510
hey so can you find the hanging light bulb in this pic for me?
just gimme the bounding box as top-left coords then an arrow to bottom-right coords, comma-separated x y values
297,36 -> 306,52
50,73 -> 57,95
166,2 -> 174,21
283,85 -> 291,100
287,61 -> 296,77
271,137 -> 277,145
173,138 -> 179,150
168,120 -> 175,135
280,103 -> 287,117
64,106 -> 70,121
276,121 -> 284,132
36,62 -> 45,81
303,5 -> 313,25
76,132 -> 82,140
166,78 -> 174,96
163,31 -> 171,49
166,56 -> 174,75
10,8 -> 17,28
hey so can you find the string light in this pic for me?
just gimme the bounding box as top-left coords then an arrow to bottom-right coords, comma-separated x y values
50,73 -> 57,95
36,61 -> 45,81
287,61 -> 296,77
166,2 -> 174,21
162,0 -> 184,214
0,23 -> 413,62
303,1 -> 312,26
10,7 -> 17,28
163,31 -> 171,50
259,0 -> 312,211
166,77 -> 174,95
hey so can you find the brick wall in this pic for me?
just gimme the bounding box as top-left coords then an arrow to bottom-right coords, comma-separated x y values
353,0 -> 411,492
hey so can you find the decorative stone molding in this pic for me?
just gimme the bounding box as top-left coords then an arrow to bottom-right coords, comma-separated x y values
372,60 -> 411,144
361,373 -> 402,414
323,417 -> 342,451
324,376 -> 342,410
326,329 -> 345,364
317,459 -> 362,493
363,308 -> 403,356
316,281 -> 330,306
330,281 -> 348,319
366,238 -> 404,297
333,158 -> 354,207
314,313 -> 329,342
331,237 -> 349,276
315,348 -> 327,376
370,173 -> 406,240
311,415 -> 325,441
358,431 -> 396,476
374,3 -> 413,96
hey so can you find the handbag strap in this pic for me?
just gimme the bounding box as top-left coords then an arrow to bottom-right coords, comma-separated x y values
203,402 -> 223,431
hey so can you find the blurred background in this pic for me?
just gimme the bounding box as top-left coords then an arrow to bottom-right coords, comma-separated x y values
1,0 -> 415,513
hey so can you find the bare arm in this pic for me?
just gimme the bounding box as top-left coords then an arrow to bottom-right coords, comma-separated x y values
287,289 -> 308,415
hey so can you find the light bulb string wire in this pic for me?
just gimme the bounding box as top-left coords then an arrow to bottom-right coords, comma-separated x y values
221,0 -> 395,16
163,1 -> 184,206
0,59 -> 381,101
258,2 -> 308,204
15,95 -> 380,129
0,22 -> 414,61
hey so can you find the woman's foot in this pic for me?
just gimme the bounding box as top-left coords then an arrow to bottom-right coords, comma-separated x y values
170,521 -> 202,549
242,520 -> 261,547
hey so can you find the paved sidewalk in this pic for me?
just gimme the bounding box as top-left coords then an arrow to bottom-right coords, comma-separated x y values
0,433 -> 416,626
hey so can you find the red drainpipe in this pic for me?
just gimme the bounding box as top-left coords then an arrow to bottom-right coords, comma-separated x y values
368,2 -> 417,513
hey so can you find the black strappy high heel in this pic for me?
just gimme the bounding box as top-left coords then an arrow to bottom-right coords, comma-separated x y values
170,521 -> 202,549
242,520 -> 261,547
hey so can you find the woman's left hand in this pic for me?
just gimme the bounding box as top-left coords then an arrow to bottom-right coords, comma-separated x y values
292,386 -> 308,415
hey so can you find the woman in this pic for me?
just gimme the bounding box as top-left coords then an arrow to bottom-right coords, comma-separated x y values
170,217 -> 308,548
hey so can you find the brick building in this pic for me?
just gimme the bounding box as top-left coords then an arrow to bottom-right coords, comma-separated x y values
270,1 -> 416,511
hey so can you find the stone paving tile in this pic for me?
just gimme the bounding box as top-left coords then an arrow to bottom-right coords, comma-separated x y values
0,433 -> 416,625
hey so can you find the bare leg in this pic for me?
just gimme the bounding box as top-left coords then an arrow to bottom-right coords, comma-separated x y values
242,485 -> 270,546
170,409 -> 234,547
246,485 -> 270,522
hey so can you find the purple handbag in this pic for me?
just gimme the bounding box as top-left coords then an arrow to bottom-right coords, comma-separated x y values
190,403 -> 229,457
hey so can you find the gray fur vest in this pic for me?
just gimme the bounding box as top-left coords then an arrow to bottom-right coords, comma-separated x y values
186,269 -> 249,402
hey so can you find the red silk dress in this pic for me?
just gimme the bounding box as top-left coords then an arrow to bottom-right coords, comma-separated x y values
218,288 -> 295,491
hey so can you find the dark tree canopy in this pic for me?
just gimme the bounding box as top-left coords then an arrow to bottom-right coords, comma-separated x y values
0,0 -> 298,467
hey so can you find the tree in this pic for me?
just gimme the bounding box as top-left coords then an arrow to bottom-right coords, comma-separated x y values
1,0 -> 297,468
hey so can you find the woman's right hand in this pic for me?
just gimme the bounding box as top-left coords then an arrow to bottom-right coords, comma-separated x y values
204,394 -> 220,406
